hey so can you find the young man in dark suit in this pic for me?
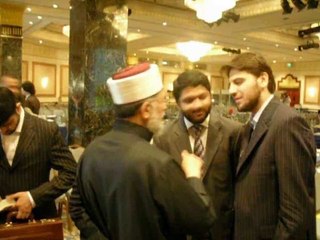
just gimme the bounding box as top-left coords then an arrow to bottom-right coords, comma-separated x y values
154,70 -> 242,240
221,52 -> 316,239
0,87 -> 77,222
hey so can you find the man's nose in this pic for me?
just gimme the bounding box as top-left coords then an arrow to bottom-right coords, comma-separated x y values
229,83 -> 237,96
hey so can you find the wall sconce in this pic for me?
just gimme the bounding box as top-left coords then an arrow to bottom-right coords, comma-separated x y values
41,77 -> 49,89
62,25 -> 70,37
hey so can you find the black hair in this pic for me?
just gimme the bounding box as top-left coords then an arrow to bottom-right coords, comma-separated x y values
0,87 -> 17,126
173,70 -> 211,102
21,81 -> 36,95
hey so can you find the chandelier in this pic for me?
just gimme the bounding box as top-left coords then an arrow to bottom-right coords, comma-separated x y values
184,0 -> 236,23
176,41 -> 212,62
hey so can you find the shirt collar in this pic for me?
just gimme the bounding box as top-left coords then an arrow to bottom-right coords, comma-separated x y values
15,107 -> 25,134
251,94 -> 274,129
184,114 -> 210,130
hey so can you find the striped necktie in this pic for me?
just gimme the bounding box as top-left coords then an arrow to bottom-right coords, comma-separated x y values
192,125 -> 205,159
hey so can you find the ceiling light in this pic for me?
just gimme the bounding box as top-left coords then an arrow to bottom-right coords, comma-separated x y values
62,25 -> 70,37
176,41 -> 212,62
184,0 -> 236,23
39,40 -> 43,44
307,0 -> 319,9
162,22 -> 167,26
37,16 -> 42,20
298,41 -> 320,51
52,4 -> 58,9
311,23 -> 320,39
26,7 -> 32,12
291,0 -> 306,10
281,0 -> 293,14
29,21 -> 33,25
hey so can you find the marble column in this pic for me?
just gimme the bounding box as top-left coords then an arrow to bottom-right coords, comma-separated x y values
68,0 -> 127,146
0,3 -> 24,79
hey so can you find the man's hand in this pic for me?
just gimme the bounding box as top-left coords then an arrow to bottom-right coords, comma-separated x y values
181,150 -> 203,178
6,192 -> 33,219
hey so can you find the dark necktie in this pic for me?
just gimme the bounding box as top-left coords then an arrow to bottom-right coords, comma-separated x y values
192,125 -> 205,159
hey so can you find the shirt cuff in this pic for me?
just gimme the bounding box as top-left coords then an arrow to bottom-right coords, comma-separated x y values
27,191 -> 36,208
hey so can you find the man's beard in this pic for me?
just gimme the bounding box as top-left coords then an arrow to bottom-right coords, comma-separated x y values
147,115 -> 164,135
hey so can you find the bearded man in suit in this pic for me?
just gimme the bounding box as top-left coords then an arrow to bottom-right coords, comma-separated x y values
153,70 -> 242,240
221,52 -> 316,239
0,86 -> 76,222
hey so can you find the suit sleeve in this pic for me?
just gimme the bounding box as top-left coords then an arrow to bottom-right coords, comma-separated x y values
153,159 -> 216,235
274,115 -> 316,239
30,123 -> 77,205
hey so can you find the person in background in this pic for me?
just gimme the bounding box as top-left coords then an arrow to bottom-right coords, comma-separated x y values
221,52 -> 316,239
70,63 -> 216,240
0,86 -> 77,222
21,81 -> 41,115
153,70 -> 242,240
0,75 -> 22,102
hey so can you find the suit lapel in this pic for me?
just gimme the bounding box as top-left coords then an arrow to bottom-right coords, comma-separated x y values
11,113 -> 36,169
203,114 -> 223,177
0,137 -> 11,170
173,117 -> 192,163
236,97 -> 280,175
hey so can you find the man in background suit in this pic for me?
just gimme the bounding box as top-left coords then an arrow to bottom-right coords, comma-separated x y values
221,52 -> 316,239
154,70 -> 241,240
0,87 -> 77,222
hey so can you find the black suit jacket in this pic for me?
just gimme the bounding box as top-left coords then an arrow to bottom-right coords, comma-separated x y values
234,98 -> 316,239
0,112 -> 77,222
154,109 -> 242,240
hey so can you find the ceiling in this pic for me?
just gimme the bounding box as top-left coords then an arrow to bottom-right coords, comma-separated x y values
2,0 -> 320,65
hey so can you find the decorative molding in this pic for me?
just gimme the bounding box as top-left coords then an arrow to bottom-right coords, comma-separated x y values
278,74 -> 300,90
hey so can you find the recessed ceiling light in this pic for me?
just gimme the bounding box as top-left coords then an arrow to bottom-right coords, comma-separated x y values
133,53 -> 136,56
275,44 -> 279,47
37,16 -> 42,20
246,47 -> 250,50
137,29 -> 141,32
39,40 -> 43,44
52,4 -> 58,9
162,61 -> 168,65
214,41 -> 218,45
26,7 -> 32,12
272,60 -> 277,63
162,22 -> 167,26
69,6 -> 72,10
294,48 -> 298,51
243,37 -> 247,41
114,35 -> 118,38
29,21 -> 33,25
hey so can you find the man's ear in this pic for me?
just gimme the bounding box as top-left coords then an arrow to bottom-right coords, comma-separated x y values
258,72 -> 269,88
139,101 -> 151,121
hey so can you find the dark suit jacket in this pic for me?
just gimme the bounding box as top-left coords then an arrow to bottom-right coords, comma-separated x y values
234,98 -> 316,240
0,112 -> 77,222
154,110 -> 242,240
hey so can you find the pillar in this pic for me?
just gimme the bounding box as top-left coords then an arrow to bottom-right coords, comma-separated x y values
68,0 -> 127,146
0,3 -> 24,79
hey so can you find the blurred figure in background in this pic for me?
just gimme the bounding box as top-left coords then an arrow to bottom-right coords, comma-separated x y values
21,81 -> 41,115
0,75 -> 23,103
